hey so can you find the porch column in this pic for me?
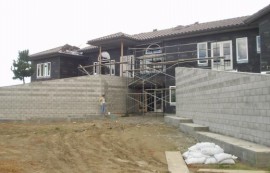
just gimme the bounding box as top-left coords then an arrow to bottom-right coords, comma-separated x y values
99,46 -> 102,75
121,41 -> 124,77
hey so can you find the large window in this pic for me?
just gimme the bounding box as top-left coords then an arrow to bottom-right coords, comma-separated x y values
37,62 -> 51,78
169,86 -> 176,106
236,37 -> 248,63
93,62 -> 99,74
211,41 -> 233,70
140,44 -> 164,74
197,42 -> 208,66
106,60 -> 115,75
256,36 -> 261,53
93,60 -> 115,75
121,55 -> 134,77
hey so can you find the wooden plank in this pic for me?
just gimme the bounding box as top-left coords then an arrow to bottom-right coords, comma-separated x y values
165,151 -> 189,173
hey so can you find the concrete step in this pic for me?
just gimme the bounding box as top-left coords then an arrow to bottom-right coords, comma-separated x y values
165,151 -> 189,173
196,131 -> 270,168
179,123 -> 209,135
164,115 -> 193,127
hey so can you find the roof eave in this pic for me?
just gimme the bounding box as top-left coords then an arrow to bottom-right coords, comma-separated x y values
138,24 -> 257,43
29,52 -> 87,61
87,36 -> 139,48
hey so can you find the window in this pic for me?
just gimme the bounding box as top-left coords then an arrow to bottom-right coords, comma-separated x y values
140,44 -> 164,74
169,86 -> 176,106
236,37 -> 248,63
121,55 -> 134,77
93,62 -> 99,75
197,42 -> 208,65
37,62 -> 51,78
256,36 -> 261,53
107,60 -> 115,75
94,60 -> 115,75
211,41 -> 233,70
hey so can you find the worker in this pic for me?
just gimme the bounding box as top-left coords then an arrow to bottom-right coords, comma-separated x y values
99,94 -> 106,116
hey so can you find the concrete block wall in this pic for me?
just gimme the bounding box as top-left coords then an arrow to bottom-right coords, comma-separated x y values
0,75 -> 127,120
175,67 -> 270,147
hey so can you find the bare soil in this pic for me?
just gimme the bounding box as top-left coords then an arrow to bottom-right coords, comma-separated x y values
0,115 -> 196,173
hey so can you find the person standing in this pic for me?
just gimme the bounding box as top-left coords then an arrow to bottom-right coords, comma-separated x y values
99,94 -> 106,116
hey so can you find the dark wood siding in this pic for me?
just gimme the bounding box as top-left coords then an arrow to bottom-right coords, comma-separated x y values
31,57 -> 60,82
83,47 -> 131,76
59,56 -> 85,78
162,28 -> 260,113
162,28 -> 260,73
259,13 -> 270,72
31,55 -> 88,82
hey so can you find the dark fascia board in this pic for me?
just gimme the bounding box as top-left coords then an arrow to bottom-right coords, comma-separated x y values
29,52 -> 88,61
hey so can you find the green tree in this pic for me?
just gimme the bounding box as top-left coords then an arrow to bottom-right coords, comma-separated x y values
11,50 -> 34,84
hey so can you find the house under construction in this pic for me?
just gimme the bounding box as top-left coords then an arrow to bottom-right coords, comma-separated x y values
29,4 -> 270,114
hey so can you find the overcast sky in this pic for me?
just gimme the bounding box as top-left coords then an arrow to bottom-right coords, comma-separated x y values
0,0 -> 269,87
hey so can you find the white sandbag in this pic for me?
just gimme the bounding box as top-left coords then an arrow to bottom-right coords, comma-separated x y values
188,145 -> 199,151
204,157 -> 218,164
201,146 -> 224,156
185,157 -> 206,164
232,155 -> 238,160
196,142 -> 215,150
187,152 -> 210,159
182,151 -> 189,159
220,158 -> 235,164
214,153 -> 233,162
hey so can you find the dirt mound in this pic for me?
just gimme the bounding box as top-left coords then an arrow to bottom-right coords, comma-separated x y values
0,115 -> 196,173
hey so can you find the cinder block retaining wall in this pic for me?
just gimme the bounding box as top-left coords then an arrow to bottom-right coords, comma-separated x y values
176,67 -> 270,147
0,75 -> 127,120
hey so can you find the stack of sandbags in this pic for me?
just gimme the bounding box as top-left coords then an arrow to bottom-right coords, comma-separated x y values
182,142 -> 237,164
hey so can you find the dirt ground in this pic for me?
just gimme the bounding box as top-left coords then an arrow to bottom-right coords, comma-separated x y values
0,115 -> 197,173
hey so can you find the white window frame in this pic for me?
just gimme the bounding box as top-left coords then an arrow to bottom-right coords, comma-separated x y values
169,86 -> 176,106
121,55 -> 134,77
140,44 -> 163,74
197,42 -> 208,66
37,64 -> 41,77
256,36 -> 261,53
94,60 -> 115,76
93,62 -> 99,75
211,40 -> 233,71
37,62 -> 51,78
108,60 -> 115,76
236,37 -> 248,63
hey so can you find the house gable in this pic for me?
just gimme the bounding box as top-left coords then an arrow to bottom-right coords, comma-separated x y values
30,44 -> 88,82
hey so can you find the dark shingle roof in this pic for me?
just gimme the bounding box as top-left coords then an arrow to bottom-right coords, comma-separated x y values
132,28 -> 175,40
30,44 -> 80,59
133,16 -> 249,41
87,32 -> 139,45
85,16 -> 251,47
78,45 -> 98,52
84,4 -> 270,49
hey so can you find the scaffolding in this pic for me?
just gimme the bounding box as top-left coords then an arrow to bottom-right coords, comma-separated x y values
78,41 -> 232,116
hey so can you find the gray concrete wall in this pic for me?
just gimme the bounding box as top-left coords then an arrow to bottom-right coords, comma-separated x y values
176,67 -> 270,147
0,75 -> 127,120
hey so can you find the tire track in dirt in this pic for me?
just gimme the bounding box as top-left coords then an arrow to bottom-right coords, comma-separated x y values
0,118 -> 196,173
